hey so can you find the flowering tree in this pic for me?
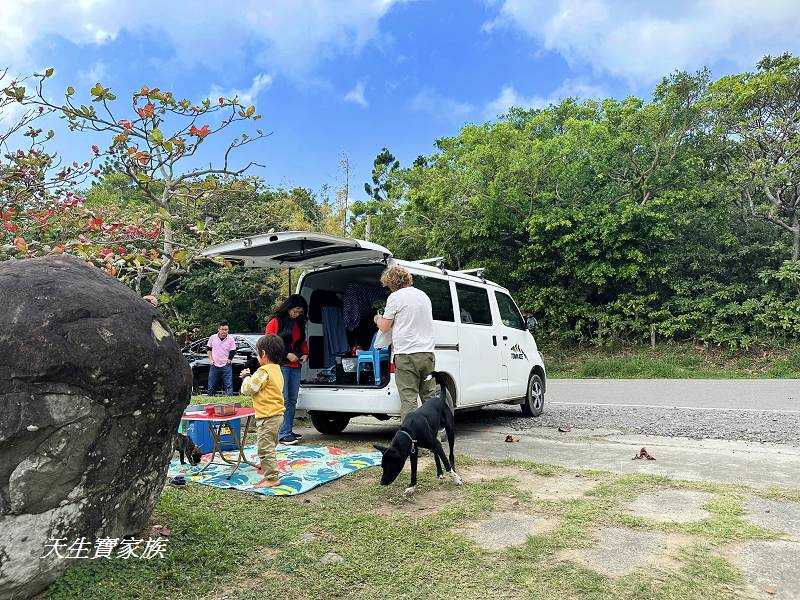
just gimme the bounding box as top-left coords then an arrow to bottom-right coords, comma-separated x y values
1,68 -> 110,262
13,69 -> 267,296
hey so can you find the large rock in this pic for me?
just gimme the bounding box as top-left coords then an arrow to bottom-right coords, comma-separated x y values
0,256 -> 191,599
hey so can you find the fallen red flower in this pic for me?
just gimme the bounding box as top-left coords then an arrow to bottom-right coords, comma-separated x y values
632,447 -> 656,461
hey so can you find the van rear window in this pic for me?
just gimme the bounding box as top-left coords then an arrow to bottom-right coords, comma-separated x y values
415,276 -> 454,322
456,284 -> 493,326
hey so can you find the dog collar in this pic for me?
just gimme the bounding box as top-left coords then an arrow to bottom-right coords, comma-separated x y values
397,429 -> 417,455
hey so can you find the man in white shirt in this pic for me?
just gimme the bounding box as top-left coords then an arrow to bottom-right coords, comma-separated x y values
374,266 -> 437,419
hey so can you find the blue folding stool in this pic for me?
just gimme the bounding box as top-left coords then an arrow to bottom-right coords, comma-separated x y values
355,333 -> 390,385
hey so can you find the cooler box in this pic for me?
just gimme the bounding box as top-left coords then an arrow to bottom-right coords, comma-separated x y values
186,418 -> 241,454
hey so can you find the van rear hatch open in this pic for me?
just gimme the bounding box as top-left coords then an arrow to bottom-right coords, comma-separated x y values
201,231 -> 392,269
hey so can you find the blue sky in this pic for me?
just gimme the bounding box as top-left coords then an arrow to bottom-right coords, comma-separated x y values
2,0 -> 799,205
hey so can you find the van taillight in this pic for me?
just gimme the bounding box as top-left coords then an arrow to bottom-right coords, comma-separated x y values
389,362 -> 396,374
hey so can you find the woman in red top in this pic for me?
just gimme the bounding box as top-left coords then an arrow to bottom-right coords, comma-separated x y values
265,294 -> 309,444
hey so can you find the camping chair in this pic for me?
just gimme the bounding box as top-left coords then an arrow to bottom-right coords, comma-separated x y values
355,333 -> 390,385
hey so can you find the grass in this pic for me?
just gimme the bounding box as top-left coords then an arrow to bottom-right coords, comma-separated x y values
44,457 -> 799,600
543,343 -> 800,378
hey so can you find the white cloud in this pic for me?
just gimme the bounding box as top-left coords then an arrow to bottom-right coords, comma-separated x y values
486,0 -> 800,85
207,73 -> 274,107
484,85 -> 547,117
410,90 -> 475,122
77,61 -> 107,87
483,79 -> 607,118
344,81 -> 368,107
0,1 -> 404,74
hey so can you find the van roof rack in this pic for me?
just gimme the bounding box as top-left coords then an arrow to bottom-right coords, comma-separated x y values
414,256 -> 447,274
458,267 -> 486,282
414,257 -> 444,265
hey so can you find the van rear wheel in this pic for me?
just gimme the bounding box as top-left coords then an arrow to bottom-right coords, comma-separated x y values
309,411 -> 351,435
521,374 -> 544,417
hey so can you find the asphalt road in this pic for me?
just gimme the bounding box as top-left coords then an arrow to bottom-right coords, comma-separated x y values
547,379 -> 800,413
458,379 -> 800,445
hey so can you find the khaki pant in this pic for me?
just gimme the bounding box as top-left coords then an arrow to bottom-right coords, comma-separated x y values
255,415 -> 282,480
394,352 -> 437,420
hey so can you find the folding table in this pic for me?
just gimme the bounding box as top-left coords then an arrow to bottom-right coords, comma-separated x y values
180,407 -> 257,479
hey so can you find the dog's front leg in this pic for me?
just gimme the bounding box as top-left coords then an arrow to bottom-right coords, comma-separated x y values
405,452 -> 419,496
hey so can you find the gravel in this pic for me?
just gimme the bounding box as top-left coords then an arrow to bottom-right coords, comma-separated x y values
457,403 -> 800,446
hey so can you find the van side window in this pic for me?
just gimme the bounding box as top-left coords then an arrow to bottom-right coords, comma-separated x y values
415,276 -> 454,322
455,283 -> 493,326
495,292 -> 525,330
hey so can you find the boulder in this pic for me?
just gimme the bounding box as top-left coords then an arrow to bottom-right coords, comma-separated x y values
0,256 -> 192,599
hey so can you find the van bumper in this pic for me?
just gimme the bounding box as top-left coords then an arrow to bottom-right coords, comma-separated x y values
298,383 -> 401,415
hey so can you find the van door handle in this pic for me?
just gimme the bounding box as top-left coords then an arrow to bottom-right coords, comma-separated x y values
492,335 -> 497,346
502,336 -> 508,341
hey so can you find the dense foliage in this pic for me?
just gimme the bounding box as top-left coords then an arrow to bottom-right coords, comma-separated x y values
350,58 -> 800,348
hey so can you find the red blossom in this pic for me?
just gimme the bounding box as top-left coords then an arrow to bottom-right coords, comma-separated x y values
3,222 -> 19,233
137,102 -> 155,118
120,120 -> 133,130
12,237 -> 28,253
189,124 -> 210,139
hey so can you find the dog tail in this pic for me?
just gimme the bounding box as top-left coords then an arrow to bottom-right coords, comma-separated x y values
429,371 -> 454,412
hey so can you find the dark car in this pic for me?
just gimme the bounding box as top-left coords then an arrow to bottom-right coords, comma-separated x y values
183,333 -> 263,394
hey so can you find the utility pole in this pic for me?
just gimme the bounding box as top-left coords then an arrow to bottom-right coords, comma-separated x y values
365,213 -> 372,242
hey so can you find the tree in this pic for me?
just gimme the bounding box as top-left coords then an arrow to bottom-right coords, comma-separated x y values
1,68 -> 137,273
709,53 -> 800,260
19,73 -> 267,296
354,147 -> 400,241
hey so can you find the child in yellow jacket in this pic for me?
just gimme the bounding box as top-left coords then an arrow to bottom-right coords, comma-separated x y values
239,334 -> 286,488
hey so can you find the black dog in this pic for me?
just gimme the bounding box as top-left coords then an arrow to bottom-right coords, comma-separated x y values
373,373 -> 463,495
175,432 -> 202,466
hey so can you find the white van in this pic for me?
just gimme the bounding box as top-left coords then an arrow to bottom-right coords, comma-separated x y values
202,231 -> 546,435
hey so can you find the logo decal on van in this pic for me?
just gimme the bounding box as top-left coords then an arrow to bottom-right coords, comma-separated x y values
510,344 -> 527,361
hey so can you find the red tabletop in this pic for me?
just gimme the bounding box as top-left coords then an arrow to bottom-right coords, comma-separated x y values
181,406 -> 255,422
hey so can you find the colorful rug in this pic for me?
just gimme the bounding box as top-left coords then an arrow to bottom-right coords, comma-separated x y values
168,444 -> 382,496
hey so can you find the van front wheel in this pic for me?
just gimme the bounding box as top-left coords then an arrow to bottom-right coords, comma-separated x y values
309,411 -> 351,435
521,374 -> 544,417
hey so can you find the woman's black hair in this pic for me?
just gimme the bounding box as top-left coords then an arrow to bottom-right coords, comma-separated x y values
271,294 -> 308,358
257,334 -> 285,365
272,294 -> 309,319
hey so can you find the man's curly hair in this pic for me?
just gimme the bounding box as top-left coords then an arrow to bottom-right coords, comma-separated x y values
380,265 -> 413,292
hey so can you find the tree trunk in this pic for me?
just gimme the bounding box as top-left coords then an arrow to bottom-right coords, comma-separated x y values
793,214 -> 800,262
150,218 -> 174,298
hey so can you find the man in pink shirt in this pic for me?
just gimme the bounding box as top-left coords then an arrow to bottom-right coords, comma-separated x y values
206,321 -> 237,395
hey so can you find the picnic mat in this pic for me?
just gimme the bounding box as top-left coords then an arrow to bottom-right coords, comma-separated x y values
168,444 -> 382,496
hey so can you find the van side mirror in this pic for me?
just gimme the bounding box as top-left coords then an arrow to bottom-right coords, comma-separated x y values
525,316 -> 538,332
